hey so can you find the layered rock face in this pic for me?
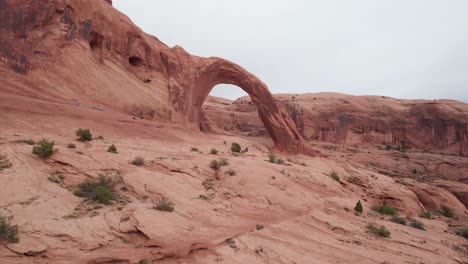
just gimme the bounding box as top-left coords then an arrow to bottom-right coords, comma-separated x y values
204,93 -> 468,156
0,0 -> 307,153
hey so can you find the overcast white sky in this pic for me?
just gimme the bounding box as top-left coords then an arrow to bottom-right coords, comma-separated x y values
114,0 -> 468,102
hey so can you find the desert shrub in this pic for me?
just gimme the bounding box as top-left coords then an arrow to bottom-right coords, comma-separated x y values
441,205 -> 455,218
132,156 -> 144,166
74,175 -> 117,204
210,160 -> 221,171
391,216 -> 407,225
210,148 -> 218,155
32,139 -> 55,159
219,158 -> 229,166
67,143 -> 76,149
354,200 -> 363,214
373,201 -> 398,216
190,147 -> 199,152
225,169 -> 236,176
410,220 -> 426,230
107,144 -> 118,154
367,223 -> 391,238
420,211 -> 432,219
256,224 -> 264,230
276,158 -> 285,165
329,171 -> 340,182
456,228 -> 468,239
268,152 -> 277,163
210,159 -> 229,171
153,197 -> 174,212
0,155 -> 12,171
231,143 -> 241,153
96,135 -> 104,140
75,128 -> 93,141
0,215 -> 19,243
139,260 -> 150,264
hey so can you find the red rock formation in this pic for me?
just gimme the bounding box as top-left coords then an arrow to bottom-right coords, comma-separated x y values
0,0 -> 311,154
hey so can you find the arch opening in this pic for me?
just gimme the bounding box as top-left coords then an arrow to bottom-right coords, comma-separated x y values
201,84 -> 270,141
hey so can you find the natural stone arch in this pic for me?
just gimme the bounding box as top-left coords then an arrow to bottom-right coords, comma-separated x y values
161,46 -> 317,155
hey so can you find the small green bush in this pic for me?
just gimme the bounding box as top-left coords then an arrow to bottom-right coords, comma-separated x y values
153,197 -> 174,212
75,128 -> 93,141
0,215 -> 19,243
268,152 -> 277,163
210,148 -> 218,155
456,228 -> 468,239
67,143 -> 76,149
225,169 -> 236,176
373,201 -> 398,216
210,160 -> 221,171
354,200 -> 363,214
391,216 -> 407,225
420,211 -> 432,219
410,220 -> 426,230
367,223 -> 391,238
329,171 -> 340,182
231,143 -> 241,153
441,205 -> 455,218
219,158 -> 229,166
107,144 -> 118,154
32,139 -> 55,159
74,175 -> 116,204
132,156 -> 144,166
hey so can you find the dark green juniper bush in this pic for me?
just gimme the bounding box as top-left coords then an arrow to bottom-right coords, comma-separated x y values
107,144 -> 118,153
32,139 -> 56,159
441,205 -> 455,218
231,143 -> 241,153
76,128 -> 93,141
354,200 -> 363,214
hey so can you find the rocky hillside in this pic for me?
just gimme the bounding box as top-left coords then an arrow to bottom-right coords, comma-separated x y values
0,0 -> 467,263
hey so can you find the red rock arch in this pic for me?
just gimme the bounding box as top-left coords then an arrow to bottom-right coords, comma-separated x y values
161,47 -> 315,154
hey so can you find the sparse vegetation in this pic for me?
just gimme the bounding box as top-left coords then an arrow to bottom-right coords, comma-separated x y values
410,220 -> 426,230
373,201 -> 398,216
0,215 -> 19,243
107,144 -> 118,154
441,205 -> 455,218
75,128 -> 93,141
67,143 -> 76,149
348,176 -> 362,184
132,156 -> 144,166
354,200 -> 363,214
456,228 -> 468,239
225,169 -> 236,176
329,171 -> 340,182
138,260 -> 150,264
420,211 -> 432,219
210,158 -> 229,171
210,148 -> 218,155
231,143 -> 241,153
48,170 -> 65,185
391,216 -> 407,225
367,223 -> 391,238
153,197 -> 174,212
74,175 -> 117,204
0,155 -> 12,171
190,147 -> 199,152
32,139 -> 55,159
268,152 -> 277,163
96,135 -> 104,140
15,139 -> 35,145
256,224 -> 264,230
